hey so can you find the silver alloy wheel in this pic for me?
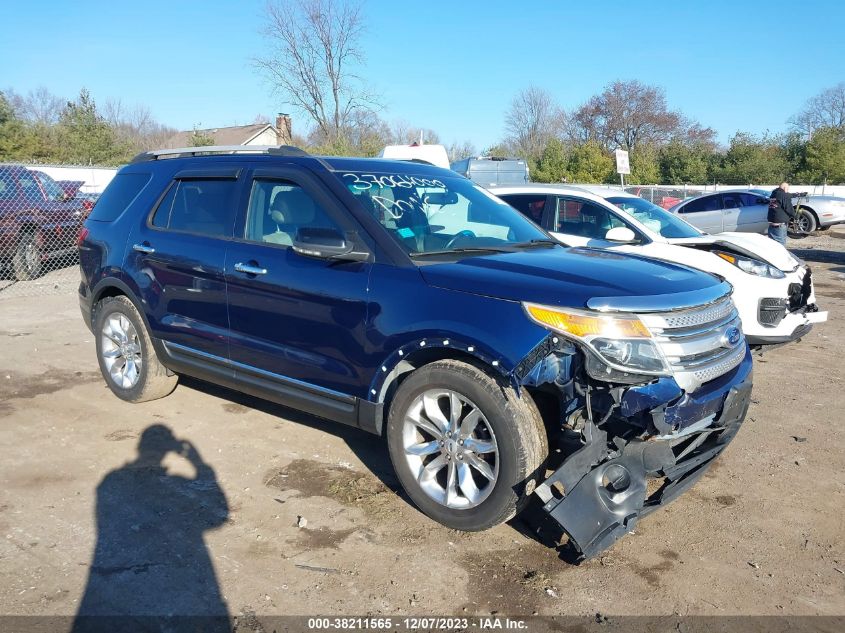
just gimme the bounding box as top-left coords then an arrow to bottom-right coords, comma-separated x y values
402,389 -> 499,509
100,314 -> 143,389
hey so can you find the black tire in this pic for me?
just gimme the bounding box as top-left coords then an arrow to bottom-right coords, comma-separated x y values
12,231 -> 41,281
93,295 -> 178,403
788,209 -> 817,236
386,359 -> 548,531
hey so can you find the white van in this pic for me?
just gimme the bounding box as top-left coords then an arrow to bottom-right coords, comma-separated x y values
378,144 -> 450,169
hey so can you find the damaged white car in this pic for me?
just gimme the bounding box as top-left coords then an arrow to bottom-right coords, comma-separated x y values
493,185 -> 828,347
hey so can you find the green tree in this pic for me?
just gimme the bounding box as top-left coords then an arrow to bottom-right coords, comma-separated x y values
0,92 -> 53,161
531,138 -> 568,182
716,132 -> 790,185
565,141 -> 615,183
56,89 -> 127,164
0,91 -> 27,159
658,141 -> 711,184
483,143 -> 511,158
802,126 -> 845,184
628,145 -> 660,184
189,127 -> 216,147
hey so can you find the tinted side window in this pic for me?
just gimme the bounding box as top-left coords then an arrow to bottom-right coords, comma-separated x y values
245,179 -> 340,247
0,170 -> 16,199
738,193 -> 766,207
89,172 -> 152,222
681,195 -> 721,213
18,172 -> 42,202
151,182 -> 177,228
554,198 -> 625,238
153,179 -> 237,238
722,193 -> 741,209
500,194 -> 547,225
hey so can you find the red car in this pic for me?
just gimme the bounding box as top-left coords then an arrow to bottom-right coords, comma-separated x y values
0,165 -> 87,280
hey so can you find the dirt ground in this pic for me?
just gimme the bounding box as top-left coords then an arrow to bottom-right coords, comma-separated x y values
0,228 -> 843,626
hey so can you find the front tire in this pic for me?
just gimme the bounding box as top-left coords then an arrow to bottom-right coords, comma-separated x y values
386,360 -> 548,531
93,296 -> 178,403
12,231 -> 41,281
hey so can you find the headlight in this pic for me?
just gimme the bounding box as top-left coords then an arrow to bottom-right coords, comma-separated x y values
715,251 -> 785,279
523,303 -> 668,375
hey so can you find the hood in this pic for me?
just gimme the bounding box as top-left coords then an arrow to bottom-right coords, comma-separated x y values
669,232 -> 800,271
419,247 -> 722,310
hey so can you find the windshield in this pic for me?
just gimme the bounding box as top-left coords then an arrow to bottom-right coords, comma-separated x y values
338,171 -> 551,256
35,172 -> 65,202
606,196 -> 703,239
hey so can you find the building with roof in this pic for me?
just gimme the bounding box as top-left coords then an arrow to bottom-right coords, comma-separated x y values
166,114 -> 292,148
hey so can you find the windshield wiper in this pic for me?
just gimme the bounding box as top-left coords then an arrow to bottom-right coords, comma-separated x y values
409,247 -> 513,258
511,239 -> 559,249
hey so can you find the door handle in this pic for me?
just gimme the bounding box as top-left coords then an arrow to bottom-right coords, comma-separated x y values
234,262 -> 268,276
132,243 -> 155,254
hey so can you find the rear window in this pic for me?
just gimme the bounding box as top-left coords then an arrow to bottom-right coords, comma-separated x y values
500,194 -> 548,225
680,195 -> 721,213
150,178 -> 237,238
88,172 -> 152,222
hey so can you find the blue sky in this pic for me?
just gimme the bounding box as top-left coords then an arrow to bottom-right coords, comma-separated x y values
2,0 -> 843,149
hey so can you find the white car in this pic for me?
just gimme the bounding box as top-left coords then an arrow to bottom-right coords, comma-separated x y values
491,184 -> 828,347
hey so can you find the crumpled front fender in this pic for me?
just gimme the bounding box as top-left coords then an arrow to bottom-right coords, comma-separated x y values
534,349 -> 754,560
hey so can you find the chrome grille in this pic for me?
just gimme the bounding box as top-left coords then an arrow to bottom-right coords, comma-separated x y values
639,296 -> 746,392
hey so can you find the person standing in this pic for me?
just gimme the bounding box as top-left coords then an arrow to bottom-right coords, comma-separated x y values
767,182 -> 807,246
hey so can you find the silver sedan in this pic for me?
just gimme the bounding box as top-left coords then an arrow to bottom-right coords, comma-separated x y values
669,188 -> 845,234
667,190 -> 770,234
745,188 -> 845,232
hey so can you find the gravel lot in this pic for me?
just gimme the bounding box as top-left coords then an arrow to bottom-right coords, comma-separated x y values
0,229 -> 843,627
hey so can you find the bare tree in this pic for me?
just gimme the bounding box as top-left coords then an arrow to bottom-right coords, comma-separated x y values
103,99 -> 176,151
389,120 -> 440,145
570,80 -> 687,152
5,86 -> 64,125
446,140 -> 477,162
503,86 -> 565,161
790,82 -> 845,136
504,86 -> 559,159
254,0 -> 378,144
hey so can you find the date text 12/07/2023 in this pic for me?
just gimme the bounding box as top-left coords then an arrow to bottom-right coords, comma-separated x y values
306,616 -> 530,630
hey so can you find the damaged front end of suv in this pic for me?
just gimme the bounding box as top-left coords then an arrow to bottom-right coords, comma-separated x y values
513,282 -> 753,560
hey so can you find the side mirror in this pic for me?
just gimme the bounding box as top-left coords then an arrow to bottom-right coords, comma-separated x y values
292,227 -> 370,262
604,226 -> 638,243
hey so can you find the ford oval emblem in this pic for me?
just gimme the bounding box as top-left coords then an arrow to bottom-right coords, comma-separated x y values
723,326 -> 741,347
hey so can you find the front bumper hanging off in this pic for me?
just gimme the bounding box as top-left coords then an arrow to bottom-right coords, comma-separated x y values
532,351 -> 753,561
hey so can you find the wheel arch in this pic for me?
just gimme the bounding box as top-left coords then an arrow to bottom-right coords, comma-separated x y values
369,339 -> 513,436
90,278 -> 157,348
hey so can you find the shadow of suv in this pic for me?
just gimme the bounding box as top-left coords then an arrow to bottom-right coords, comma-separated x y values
78,146 -> 753,560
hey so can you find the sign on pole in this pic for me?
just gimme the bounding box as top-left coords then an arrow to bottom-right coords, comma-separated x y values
615,149 -> 630,187
615,149 -> 630,175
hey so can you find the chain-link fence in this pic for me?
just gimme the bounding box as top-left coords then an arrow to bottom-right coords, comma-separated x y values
0,162 -> 115,299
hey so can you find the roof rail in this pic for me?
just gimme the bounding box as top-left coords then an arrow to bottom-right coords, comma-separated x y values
129,145 -> 309,164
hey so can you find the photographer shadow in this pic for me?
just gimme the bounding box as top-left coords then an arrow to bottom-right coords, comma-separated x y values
72,424 -> 230,633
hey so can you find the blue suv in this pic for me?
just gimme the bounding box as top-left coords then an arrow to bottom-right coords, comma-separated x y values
79,146 -> 753,559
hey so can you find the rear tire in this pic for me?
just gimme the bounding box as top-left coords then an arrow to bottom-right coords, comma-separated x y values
12,231 -> 41,281
93,295 -> 178,403
789,209 -> 817,236
386,359 -> 548,531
